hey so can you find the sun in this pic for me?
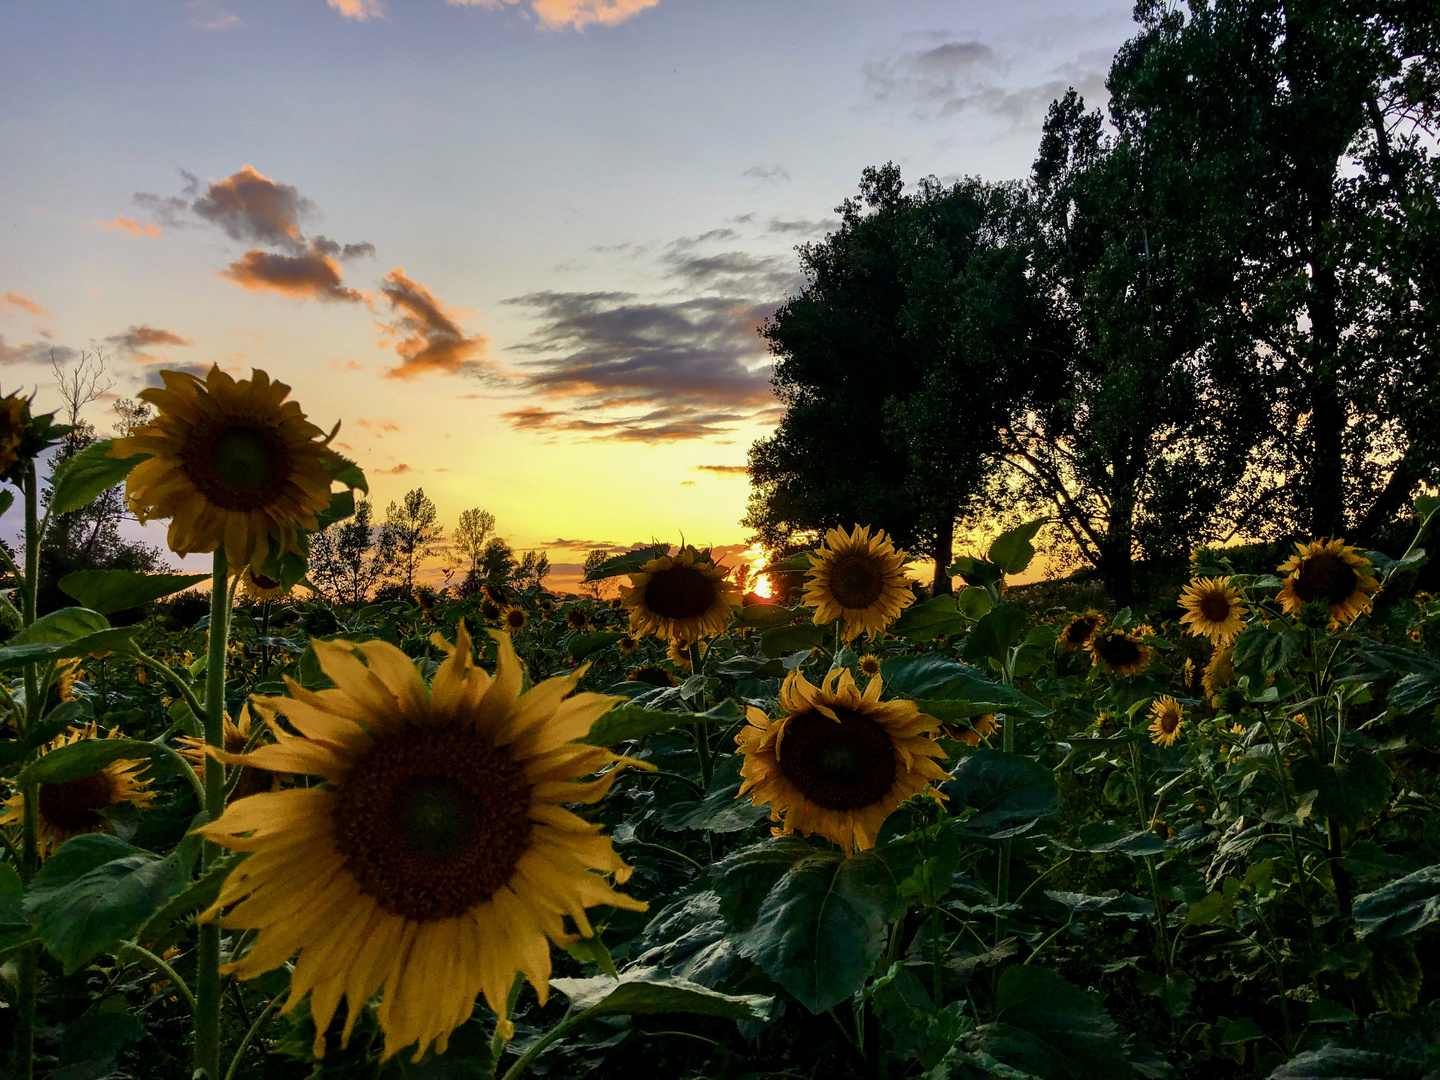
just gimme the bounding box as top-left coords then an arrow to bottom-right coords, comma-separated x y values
745,544 -> 773,600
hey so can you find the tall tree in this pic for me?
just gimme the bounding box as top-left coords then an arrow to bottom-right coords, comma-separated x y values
385,488 -> 443,594
448,507 -> 496,582
309,498 -> 396,605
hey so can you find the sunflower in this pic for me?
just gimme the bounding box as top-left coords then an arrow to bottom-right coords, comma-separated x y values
1088,627 -> 1152,677
56,658 -> 83,702
177,705 -> 283,803
110,367 -> 340,573
736,668 -> 947,851
1,723 -> 155,857
802,525 -> 914,642
617,635 -> 638,656
480,600 -> 502,622
941,713 -> 998,748
565,607 -> 588,631
502,607 -> 527,633
620,546 -> 741,643
857,654 -> 882,677
0,393 -> 28,476
413,588 -> 437,613
1178,577 -> 1246,644
627,665 -> 675,687
1277,539 -> 1379,626
1058,611 -> 1105,651
240,567 -> 290,603
666,639 -> 707,671
194,625 -> 647,1062
1148,696 -> 1184,747
483,584 -> 508,606
1202,645 -> 1236,700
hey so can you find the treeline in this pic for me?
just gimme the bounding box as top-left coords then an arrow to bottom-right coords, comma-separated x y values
746,0 -> 1440,604
308,491 -> 553,605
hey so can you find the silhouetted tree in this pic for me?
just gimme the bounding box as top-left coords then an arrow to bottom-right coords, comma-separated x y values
385,488 -> 443,594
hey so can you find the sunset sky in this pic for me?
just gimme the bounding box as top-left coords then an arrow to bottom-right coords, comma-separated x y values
1,0 -> 1133,588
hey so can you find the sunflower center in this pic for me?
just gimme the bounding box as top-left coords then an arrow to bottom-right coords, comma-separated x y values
184,423 -> 292,511
1064,617 -> 1097,645
37,772 -> 118,834
643,565 -> 718,620
1096,635 -> 1141,667
1293,553 -> 1358,605
331,726 -> 533,922
1199,593 -> 1233,623
778,706 -> 897,811
1159,710 -> 1180,735
827,553 -> 885,609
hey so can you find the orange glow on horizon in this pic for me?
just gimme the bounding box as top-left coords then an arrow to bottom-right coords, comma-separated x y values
743,544 -> 774,599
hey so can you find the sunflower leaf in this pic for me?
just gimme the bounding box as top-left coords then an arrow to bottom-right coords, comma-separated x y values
15,737 -> 159,787
890,595 -> 968,642
880,655 -> 1049,716
762,552 -> 815,573
59,571 -> 209,615
1353,862 -> 1440,939
49,441 -> 146,516
321,449 -> 368,494
551,968 -> 772,1022
8,607 -> 109,645
986,518 -> 1047,576
943,751 -> 1062,839
0,627 -> 142,672
760,623 -> 827,657
583,543 -> 671,582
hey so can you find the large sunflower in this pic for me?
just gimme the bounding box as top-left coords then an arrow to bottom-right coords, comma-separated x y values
620,546 -> 741,643
803,525 -> 914,643
1088,627 -> 1152,677
1178,577 -> 1247,644
1277,539 -> 1379,627
194,625 -> 646,1062
111,367 -> 340,573
1,723 -> 154,856
736,668 -> 947,851
1057,610 -> 1106,651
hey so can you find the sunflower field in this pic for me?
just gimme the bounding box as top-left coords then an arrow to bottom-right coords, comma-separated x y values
1,369 -> 1439,1080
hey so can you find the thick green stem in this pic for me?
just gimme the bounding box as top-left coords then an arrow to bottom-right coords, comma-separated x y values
13,464 -> 40,1080
195,551 -> 231,1079
996,712 -> 1015,944
688,642 -> 712,792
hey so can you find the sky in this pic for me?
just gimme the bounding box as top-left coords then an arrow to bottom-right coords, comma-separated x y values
0,0 -> 1135,590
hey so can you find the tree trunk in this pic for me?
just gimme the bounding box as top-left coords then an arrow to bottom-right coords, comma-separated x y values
1305,202 -> 1346,539
931,512 -> 955,596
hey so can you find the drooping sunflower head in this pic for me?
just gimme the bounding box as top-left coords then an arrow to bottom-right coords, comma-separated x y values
857,654 -> 883,677
480,600 -> 502,622
240,567 -> 291,603
1202,644 -> 1236,702
620,546 -> 741,643
802,525 -> 914,643
414,587 -> 437,612
1088,627 -> 1152,677
1178,577 -> 1246,644
1148,696 -> 1185,747
177,704 -> 283,803
940,713 -> 998,748
736,667 -> 947,851
1058,610 -> 1106,651
502,607 -> 527,632
666,638 -> 707,670
196,624 -> 648,1063
483,583 -> 508,606
1,723 -> 155,856
628,664 -> 676,687
0,393 -> 30,476
1277,539 -> 1379,627
110,367 -> 340,573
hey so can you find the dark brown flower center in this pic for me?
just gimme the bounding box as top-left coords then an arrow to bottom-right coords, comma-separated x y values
1293,553 -> 1359,605
827,552 -> 885,609
1199,591 -> 1233,623
505,609 -> 527,630
331,726 -> 533,921
1094,633 -> 1142,668
628,665 -> 674,686
643,565 -> 718,620
1158,709 -> 1180,735
184,422 -> 293,511
37,772 -> 118,834
1063,616 -> 1098,644
778,706 -> 897,811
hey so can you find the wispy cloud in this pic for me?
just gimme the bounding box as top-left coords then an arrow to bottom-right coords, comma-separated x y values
743,163 -> 791,185
693,464 -> 749,476
376,268 -> 490,380
187,1 -> 241,30
1,293 -> 46,318
106,324 -> 195,362
328,0 -> 385,20
98,216 -> 163,239
447,0 -> 661,32
0,334 -> 68,367
221,249 -> 363,303
376,463 -> 412,474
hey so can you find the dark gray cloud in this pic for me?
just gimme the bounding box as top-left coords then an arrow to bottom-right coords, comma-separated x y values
106,324 -> 195,362
663,250 -> 800,296
0,335 -> 71,367
743,163 -> 792,185
191,165 -> 313,251
764,216 -> 839,237
221,249 -> 363,303
312,235 -> 377,261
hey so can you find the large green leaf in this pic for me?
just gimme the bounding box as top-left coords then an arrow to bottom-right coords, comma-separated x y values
321,448 -> 368,494
735,604 -> 803,629
24,835 -> 195,973
16,737 -> 159,787
583,543 -> 671,581
137,852 -> 244,950
0,626 -> 141,672
569,631 -> 626,661
1289,754 -> 1391,830
761,623 -> 827,657
1045,890 -> 1154,920
987,518 -> 1046,575
8,607 -> 109,645
967,965 -> 1129,1080
49,441 -> 146,515
550,969 -> 771,1021
943,750 -> 1061,839
736,847 -> 902,1013
1268,1046 -> 1399,1079
879,656 -> 1049,716
59,571 -> 209,614
583,702 -> 731,746
1353,863 -> 1440,939
889,595 -> 968,642
962,605 -> 1028,670
1074,821 -> 1170,857
711,838 -> 812,928
762,551 -> 815,573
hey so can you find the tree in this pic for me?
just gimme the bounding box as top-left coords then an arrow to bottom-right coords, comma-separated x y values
384,488 -> 443,594
516,549 -> 551,590
448,508 -> 496,581
309,498 -> 396,605
480,538 -> 516,584
746,166 -> 1056,592
581,549 -> 612,600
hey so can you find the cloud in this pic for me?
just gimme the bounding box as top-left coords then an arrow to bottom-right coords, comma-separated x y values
376,268 -> 490,380
448,0 -> 661,32
663,250 -> 799,295
376,463 -> 412,474
743,163 -> 791,185
2,293 -> 46,317
693,464 -> 749,476
329,0 -> 385,19
187,1 -> 241,29
311,235 -> 376,260
98,216 -> 163,239
192,165 -> 313,251
355,418 -> 401,433
764,216 -> 838,237
106,324 -> 195,362
330,359 -> 365,373
221,249 -> 363,303
0,334 -> 69,366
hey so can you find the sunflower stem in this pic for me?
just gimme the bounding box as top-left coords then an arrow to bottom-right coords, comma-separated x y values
13,462 -> 41,1080
688,642 -> 712,793
195,549 -> 231,1080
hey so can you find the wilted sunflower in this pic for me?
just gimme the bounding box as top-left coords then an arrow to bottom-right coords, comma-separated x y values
620,546 -> 741,643
857,654 -> 883,677
803,525 -> 914,642
195,625 -> 647,1062
627,664 -> 675,687
1058,611 -> 1106,651
1202,644 -> 1236,700
1277,539 -> 1379,626
1148,696 -> 1185,747
177,705 -> 284,803
502,607 -> 527,633
111,367 -> 339,573
1088,627 -> 1152,677
617,635 -> 638,656
1178,577 -> 1246,644
241,567 -> 290,603
736,668 -> 947,851
1,723 -> 155,856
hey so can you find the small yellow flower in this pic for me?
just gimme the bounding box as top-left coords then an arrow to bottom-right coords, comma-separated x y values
857,654 -> 883,677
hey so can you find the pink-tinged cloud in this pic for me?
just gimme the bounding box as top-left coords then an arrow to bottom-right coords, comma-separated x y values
449,0 -> 660,31
2,293 -> 46,317
193,165 -> 312,250
220,249 -> 362,303
330,359 -> 364,373
355,418 -> 401,433
376,463 -> 412,475
98,216 -> 163,239
107,325 -> 195,362
329,0 -> 385,19
377,267 -> 488,380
